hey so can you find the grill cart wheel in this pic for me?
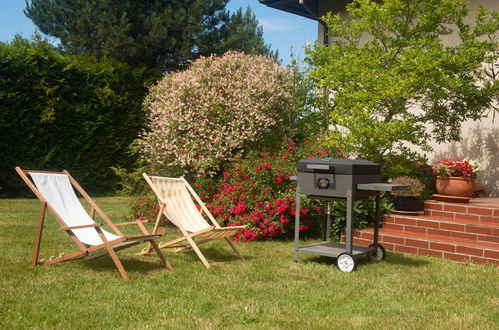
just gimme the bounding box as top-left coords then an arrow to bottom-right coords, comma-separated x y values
336,253 -> 356,272
367,244 -> 386,262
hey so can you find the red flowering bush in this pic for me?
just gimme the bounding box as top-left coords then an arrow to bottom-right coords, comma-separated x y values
126,185 -> 168,224
432,158 -> 481,178
191,137 -> 346,241
127,136 -> 388,242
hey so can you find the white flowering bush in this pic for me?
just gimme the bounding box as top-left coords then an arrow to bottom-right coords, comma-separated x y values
140,51 -> 301,176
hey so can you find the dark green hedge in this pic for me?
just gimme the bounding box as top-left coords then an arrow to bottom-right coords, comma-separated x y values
0,36 -> 147,195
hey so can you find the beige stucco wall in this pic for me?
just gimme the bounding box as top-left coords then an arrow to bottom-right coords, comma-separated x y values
429,0 -> 498,196
316,0 -> 498,196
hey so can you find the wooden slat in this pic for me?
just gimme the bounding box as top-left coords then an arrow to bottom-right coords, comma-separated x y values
59,223 -> 101,231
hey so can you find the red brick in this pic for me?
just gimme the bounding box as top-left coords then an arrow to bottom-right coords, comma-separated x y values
494,209 -> 499,217
456,246 -> 484,257
444,252 -> 470,263
383,223 -> 404,231
384,216 -> 395,223
466,225 -> 493,235
418,249 -> 443,258
484,250 -> 499,260
443,204 -> 467,213
479,216 -> 499,223
352,238 -> 371,247
361,232 -> 374,240
380,242 -> 395,251
468,207 -> 493,216
395,217 -> 417,226
455,213 -> 479,221
394,245 -> 418,254
417,219 -> 441,229
431,211 -> 455,219
478,235 -> 499,243
428,228 -> 452,236
440,222 -> 465,231
425,203 -> 442,211
406,239 -> 429,248
382,235 -> 405,245
494,228 -> 499,236
430,242 -> 455,253
405,226 -> 427,234
470,256 -> 499,265
451,232 -> 477,240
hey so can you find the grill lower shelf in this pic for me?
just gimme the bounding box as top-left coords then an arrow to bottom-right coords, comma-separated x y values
298,241 -> 374,258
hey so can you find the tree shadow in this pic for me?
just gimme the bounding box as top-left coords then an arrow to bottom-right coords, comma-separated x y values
433,125 -> 499,196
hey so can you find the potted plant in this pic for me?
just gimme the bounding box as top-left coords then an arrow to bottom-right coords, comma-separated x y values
390,176 -> 425,211
432,158 -> 481,197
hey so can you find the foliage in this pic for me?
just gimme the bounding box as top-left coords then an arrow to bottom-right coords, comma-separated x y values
0,36 -> 146,195
432,158 -> 481,178
131,136 -> 391,241
390,176 -> 425,197
25,0 -> 275,76
140,51 -> 306,177
197,6 -> 277,60
330,194 -> 393,240
305,0 -> 499,168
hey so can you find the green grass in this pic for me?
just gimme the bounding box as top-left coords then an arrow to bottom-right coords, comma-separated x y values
0,197 -> 498,329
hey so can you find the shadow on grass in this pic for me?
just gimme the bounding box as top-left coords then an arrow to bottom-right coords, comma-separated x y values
301,251 -> 429,269
170,245 -> 254,263
124,243 -> 253,267
81,254 -> 171,274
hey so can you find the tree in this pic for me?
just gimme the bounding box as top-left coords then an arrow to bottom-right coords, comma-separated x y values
25,0 -> 276,75
305,0 -> 498,169
197,7 -> 277,59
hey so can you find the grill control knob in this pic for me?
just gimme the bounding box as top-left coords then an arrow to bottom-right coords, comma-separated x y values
317,178 -> 330,189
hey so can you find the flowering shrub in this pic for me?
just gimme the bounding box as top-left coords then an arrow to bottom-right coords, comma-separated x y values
194,138 -> 340,241
128,137 -> 391,241
432,158 -> 481,178
139,51 -> 302,177
126,185 -> 168,224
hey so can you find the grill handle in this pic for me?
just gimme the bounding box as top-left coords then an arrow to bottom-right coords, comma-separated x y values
306,164 -> 334,173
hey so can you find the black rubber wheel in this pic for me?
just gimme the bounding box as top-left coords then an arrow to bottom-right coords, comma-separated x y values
367,244 -> 386,261
336,253 -> 356,272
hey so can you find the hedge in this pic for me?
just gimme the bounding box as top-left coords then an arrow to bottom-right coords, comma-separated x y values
0,36 -> 146,195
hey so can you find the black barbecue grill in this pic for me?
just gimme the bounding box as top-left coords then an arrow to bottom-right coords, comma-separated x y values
293,158 -> 408,272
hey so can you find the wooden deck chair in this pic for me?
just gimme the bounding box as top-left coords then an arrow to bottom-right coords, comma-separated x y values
140,174 -> 245,268
16,167 -> 172,281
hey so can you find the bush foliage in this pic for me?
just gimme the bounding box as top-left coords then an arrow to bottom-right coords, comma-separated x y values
130,137 -> 392,241
0,36 -> 146,195
139,51 -> 306,178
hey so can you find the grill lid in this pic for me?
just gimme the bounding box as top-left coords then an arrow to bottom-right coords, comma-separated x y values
297,158 -> 380,175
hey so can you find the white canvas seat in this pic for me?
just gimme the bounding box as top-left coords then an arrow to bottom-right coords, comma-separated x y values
140,174 -> 245,268
16,167 -> 172,280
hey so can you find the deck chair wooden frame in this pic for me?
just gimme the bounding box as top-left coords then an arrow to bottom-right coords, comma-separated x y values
140,174 -> 245,268
16,167 -> 172,281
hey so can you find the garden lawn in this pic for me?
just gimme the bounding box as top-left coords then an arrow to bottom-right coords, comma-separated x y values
0,197 -> 497,329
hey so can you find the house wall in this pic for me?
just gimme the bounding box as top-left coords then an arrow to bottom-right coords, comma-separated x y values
316,0 -> 498,196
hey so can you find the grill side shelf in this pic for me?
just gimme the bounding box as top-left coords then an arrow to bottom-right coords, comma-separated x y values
357,183 -> 409,192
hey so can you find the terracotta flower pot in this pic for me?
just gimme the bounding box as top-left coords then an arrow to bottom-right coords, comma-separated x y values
435,176 -> 475,197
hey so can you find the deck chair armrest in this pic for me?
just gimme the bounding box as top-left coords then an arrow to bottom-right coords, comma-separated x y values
114,220 -> 149,227
59,223 -> 102,231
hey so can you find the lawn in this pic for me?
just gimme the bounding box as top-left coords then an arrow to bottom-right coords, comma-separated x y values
0,197 -> 497,329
